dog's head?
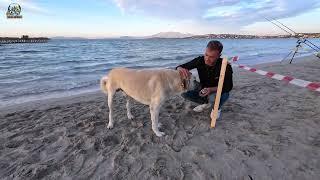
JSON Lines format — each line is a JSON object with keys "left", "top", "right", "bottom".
{"left": 181, "top": 74, "right": 197, "bottom": 92}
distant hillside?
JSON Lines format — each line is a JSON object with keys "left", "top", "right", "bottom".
{"left": 119, "top": 32, "right": 194, "bottom": 39}
{"left": 187, "top": 33, "right": 320, "bottom": 39}
{"left": 147, "top": 32, "right": 194, "bottom": 39}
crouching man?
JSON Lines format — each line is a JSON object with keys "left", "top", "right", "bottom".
{"left": 176, "top": 40, "right": 233, "bottom": 119}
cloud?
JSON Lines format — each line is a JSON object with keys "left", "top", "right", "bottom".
{"left": 113, "top": 0, "right": 210, "bottom": 19}
{"left": 204, "top": 1, "right": 320, "bottom": 22}
{"left": 112, "top": 0, "right": 320, "bottom": 27}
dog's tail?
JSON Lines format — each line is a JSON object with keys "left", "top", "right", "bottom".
{"left": 100, "top": 76, "right": 109, "bottom": 94}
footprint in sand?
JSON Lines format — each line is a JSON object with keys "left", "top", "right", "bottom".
{"left": 151, "top": 157, "right": 167, "bottom": 176}
{"left": 103, "top": 135, "right": 120, "bottom": 147}
{"left": 5, "top": 140, "right": 23, "bottom": 149}
{"left": 94, "top": 135, "right": 120, "bottom": 151}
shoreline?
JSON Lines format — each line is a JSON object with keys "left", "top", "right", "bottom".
{"left": 252, "top": 53, "right": 319, "bottom": 67}
{"left": 0, "top": 87, "right": 101, "bottom": 111}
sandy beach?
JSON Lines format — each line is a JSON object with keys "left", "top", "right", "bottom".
{"left": 0, "top": 55, "right": 319, "bottom": 179}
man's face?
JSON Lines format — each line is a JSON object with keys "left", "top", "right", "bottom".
{"left": 204, "top": 48, "right": 220, "bottom": 66}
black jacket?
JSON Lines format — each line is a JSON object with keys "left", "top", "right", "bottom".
{"left": 176, "top": 56, "right": 233, "bottom": 93}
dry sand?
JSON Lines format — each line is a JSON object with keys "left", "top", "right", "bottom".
{"left": 0, "top": 55, "right": 319, "bottom": 180}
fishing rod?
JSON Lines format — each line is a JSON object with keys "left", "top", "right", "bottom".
{"left": 265, "top": 17, "right": 320, "bottom": 63}
{"left": 304, "top": 39, "right": 320, "bottom": 51}
{"left": 298, "top": 38, "right": 320, "bottom": 51}
{"left": 268, "top": 17, "right": 320, "bottom": 50}
{"left": 269, "top": 17, "right": 297, "bottom": 35}
{"left": 264, "top": 17, "right": 293, "bottom": 36}
{"left": 270, "top": 17, "right": 320, "bottom": 51}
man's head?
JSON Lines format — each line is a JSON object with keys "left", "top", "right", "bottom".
{"left": 204, "top": 40, "right": 223, "bottom": 66}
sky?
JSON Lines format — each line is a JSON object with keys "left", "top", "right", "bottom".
{"left": 0, "top": 0, "right": 320, "bottom": 38}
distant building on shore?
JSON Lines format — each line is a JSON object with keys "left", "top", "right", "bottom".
{"left": 185, "top": 33, "right": 320, "bottom": 39}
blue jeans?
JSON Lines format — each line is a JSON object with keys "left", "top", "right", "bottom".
{"left": 181, "top": 90, "right": 230, "bottom": 110}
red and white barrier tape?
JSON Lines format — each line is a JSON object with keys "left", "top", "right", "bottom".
{"left": 228, "top": 56, "right": 320, "bottom": 92}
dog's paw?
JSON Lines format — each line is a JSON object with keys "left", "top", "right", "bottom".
{"left": 155, "top": 131, "right": 165, "bottom": 137}
{"left": 127, "top": 114, "right": 135, "bottom": 120}
{"left": 107, "top": 124, "right": 114, "bottom": 129}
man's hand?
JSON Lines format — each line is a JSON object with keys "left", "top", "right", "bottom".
{"left": 177, "top": 67, "right": 191, "bottom": 79}
{"left": 199, "top": 87, "right": 217, "bottom": 97}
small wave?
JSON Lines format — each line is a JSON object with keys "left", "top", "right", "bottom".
{"left": 174, "top": 54, "right": 202, "bottom": 60}
{"left": 49, "top": 45, "right": 68, "bottom": 48}
{"left": 131, "top": 57, "right": 171, "bottom": 64}
{"left": 247, "top": 52, "right": 260, "bottom": 56}
{"left": 125, "top": 65, "right": 155, "bottom": 69}
{"left": 72, "top": 67, "right": 112, "bottom": 75}
{"left": 94, "top": 57, "right": 106, "bottom": 60}
{"left": 149, "top": 57, "right": 171, "bottom": 61}
{"left": 61, "top": 59, "right": 80, "bottom": 63}
{"left": 247, "top": 51, "right": 281, "bottom": 58}
{"left": 53, "top": 59, "right": 97, "bottom": 65}
{"left": 4, "top": 79, "right": 99, "bottom": 99}
{"left": 162, "top": 62, "right": 179, "bottom": 68}
{"left": 0, "top": 85, "right": 100, "bottom": 108}
{"left": 0, "top": 76, "right": 59, "bottom": 85}
{"left": 72, "top": 62, "right": 114, "bottom": 70}
{"left": 123, "top": 55, "right": 138, "bottom": 59}
{"left": 47, "top": 48, "right": 62, "bottom": 51}
{"left": 16, "top": 50, "right": 46, "bottom": 54}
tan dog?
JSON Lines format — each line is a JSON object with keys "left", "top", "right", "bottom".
{"left": 100, "top": 68, "right": 196, "bottom": 137}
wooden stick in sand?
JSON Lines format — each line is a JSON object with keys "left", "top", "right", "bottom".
{"left": 210, "top": 57, "right": 228, "bottom": 128}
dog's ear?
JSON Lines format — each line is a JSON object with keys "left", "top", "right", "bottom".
{"left": 182, "top": 79, "right": 189, "bottom": 90}
{"left": 180, "top": 80, "right": 185, "bottom": 89}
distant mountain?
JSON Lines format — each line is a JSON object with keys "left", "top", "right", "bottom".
{"left": 119, "top": 32, "right": 194, "bottom": 39}
{"left": 147, "top": 32, "right": 194, "bottom": 39}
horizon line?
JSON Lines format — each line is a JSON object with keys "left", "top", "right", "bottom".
{"left": 2, "top": 32, "right": 320, "bottom": 39}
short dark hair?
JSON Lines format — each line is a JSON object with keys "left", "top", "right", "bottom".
{"left": 207, "top": 40, "right": 223, "bottom": 54}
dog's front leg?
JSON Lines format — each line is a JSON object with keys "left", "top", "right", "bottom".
{"left": 150, "top": 102, "right": 165, "bottom": 137}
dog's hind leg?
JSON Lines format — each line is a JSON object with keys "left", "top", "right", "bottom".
{"left": 107, "top": 88, "right": 116, "bottom": 129}
{"left": 120, "top": 91, "right": 135, "bottom": 120}
{"left": 150, "top": 98, "right": 165, "bottom": 137}
{"left": 126, "top": 96, "right": 135, "bottom": 120}
{"left": 101, "top": 75, "right": 116, "bottom": 129}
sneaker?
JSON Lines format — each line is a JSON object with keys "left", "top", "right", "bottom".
{"left": 210, "top": 109, "right": 221, "bottom": 120}
{"left": 193, "top": 103, "right": 211, "bottom": 112}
